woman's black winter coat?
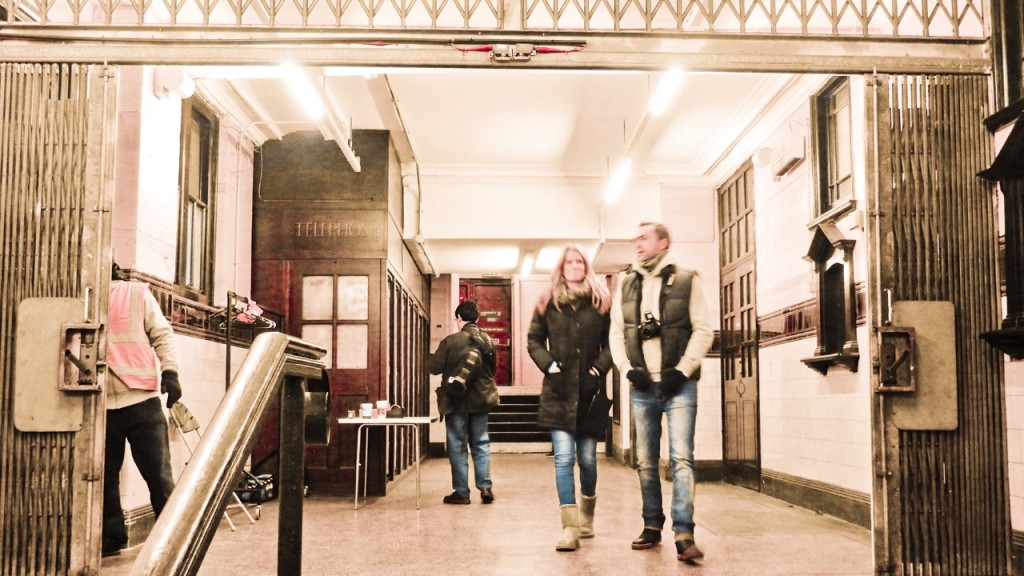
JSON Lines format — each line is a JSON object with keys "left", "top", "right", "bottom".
{"left": 527, "top": 299, "right": 612, "bottom": 437}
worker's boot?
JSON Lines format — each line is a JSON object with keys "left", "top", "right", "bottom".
{"left": 556, "top": 504, "right": 580, "bottom": 551}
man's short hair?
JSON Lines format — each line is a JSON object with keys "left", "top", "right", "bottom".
{"left": 639, "top": 221, "right": 672, "bottom": 246}
{"left": 455, "top": 300, "right": 480, "bottom": 323}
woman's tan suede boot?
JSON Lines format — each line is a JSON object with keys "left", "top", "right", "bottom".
{"left": 579, "top": 495, "right": 597, "bottom": 538}
{"left": 556, "top": 504, "right": 580, "bottom": 551}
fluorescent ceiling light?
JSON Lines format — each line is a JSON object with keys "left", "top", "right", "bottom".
{"left": 604, "top": 158, "right": 632, "bottom": 204}
{"left": 535, "top": 247, "right": 562, "bottom": 271}
{"left": 281, "top": 64, "right": 325, "bottom": 120}
{"left": 648, "top": 68, "right": 685, "bottom": 117}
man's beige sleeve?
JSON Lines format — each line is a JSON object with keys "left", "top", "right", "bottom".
{"left": 677, "top": 274, "right": 714, "bottom": 378}
{"left": 143, "top": 287, "right": 179, "bottom": 374}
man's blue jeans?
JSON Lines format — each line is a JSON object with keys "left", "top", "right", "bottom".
{"left": 445, "top": 412, "right": 492, "bottom": 498}
{"left": 631, "top": 379, "right": 698, "bottom": 536}
{"left": 551, "top": 430, "right": 597, "bottom": 505}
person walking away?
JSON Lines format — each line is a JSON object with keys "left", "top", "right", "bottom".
{"left": 428, "top": 300, "right": 500, "bottom": 505}
{"left": 103, "top": 263, "right": 183, "bottom": 556}
{"left": 527, "top": 245, "right": 613, "bottom": 551}
{"left": 609, "top": 222, "right": 714, "bottom": 563}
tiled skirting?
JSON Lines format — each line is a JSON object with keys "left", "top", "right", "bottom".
{"left": 761, "top": 469, "right": 870, "bottom": 529}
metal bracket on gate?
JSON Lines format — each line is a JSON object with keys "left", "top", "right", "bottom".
{"left": 876, "top": 326, "right": 916, "bottom": 393}
{"left": 58, "top": 323, "right": 103, "bottom": 392}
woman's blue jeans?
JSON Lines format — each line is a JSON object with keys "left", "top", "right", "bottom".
{"left": 631, "top": 379, "right": 698, "bottom": 536}
{"left": 445, "top": 412, "right": 492, "bottom": 498}
{"left": 551, "top": 429, "right": 597, "bottom": 505}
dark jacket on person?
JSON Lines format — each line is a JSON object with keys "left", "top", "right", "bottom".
{"left": 527, "top": 297, "right": 613, "bottom": 437}
{"left": 427, "top": 322, "right": 499, "bottom": 416}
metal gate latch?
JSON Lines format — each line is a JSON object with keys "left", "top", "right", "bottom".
{"left": 59, "top": 323, "right": 103, "bottom": 392}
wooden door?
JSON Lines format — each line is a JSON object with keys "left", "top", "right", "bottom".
{"left": 459, "top": 280, "right": 513, "bottom": 386}
{"left": 294, "top": 260, "right": 383, "bottom": 489}
{"left": 718, "top": 161, "right": 761, "bottom": 491}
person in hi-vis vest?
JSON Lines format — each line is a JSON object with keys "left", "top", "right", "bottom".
{"left": 102, "top": 263, "right": 182, "bottom": 557}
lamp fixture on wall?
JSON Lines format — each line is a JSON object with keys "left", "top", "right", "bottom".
{"left": 153, "top": 67, "right": 195, "bottom": 100}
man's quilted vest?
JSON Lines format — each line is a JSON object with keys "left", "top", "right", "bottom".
{"left": 620, "top": 265, "right": 694, "bottom": 372}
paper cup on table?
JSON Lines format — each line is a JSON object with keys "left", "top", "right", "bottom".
{"left": 360, "top": 403, "right": 372, "bottom": 418}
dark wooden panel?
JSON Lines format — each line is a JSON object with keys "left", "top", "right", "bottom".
{"left": 255, "top": 130, "right": 390, "bottom": 205}
{"left": 253, "top": 208, "right": 387, "bottom": 261}
{"left": 252, "top": 259, "right": 292, "bottom": 316}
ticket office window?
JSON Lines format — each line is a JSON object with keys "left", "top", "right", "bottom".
{"left": 301, "top": 275, "right": 369, "bottom": 369}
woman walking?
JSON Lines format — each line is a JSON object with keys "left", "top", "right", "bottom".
{"left": 527, "top": 244, "right": 613, "bottom": 551}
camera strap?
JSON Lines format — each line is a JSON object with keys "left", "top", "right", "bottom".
{"left": 634, "top": 264, "right": 677, "bottom": 320}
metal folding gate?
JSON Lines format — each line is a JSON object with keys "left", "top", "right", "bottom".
{"left": 867, "top": 74, "right": 1009, "bottom": 575}
{"left": 0, "top": 63, "right": 115, "bottom": 575}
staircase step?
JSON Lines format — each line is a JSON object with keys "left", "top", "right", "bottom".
{"left": 493, "top": 404, "right": 538, "bottom": 414}
{"left": 490, "top": 412, "right": 536, "bottom": 422}
{"left": 491, "top": 431, "right": 551, "bottom": 443}
{"left": 489, "top": 394, "right": 544, "bottom": 443}
{"left": 489, "top": 421, "right": 541, "bottom": 431}
{"left": 497, "top": 395, "right": 540, "bottom": 403}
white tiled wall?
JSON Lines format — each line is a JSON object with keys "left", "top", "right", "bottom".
{"left": 212, "top": 121, "right": 255, "bottom": 308}
{"left": 694, "top": 361, "right": 723, "bottom": 461}
{"left": 1006, "top": 360, "right": 1024, "bottom": 530}
{"left": 758, "top": 328, "right": 872, "bottom": 493}
{"left": 748, "top": 82, "right": 871, "bottom": 495}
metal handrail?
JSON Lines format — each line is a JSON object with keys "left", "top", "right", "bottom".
{"left": 130, "top": 332, "right": 326, "bottom": 576}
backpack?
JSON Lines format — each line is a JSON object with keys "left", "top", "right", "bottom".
{"left": 442, "top": 330, "right": 495, "bottom": 398}
{"left": 468, "top": 330, "right": 497, "bottom": 371}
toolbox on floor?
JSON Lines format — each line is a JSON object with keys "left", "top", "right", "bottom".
{"left": 236, "top": 473, "right": 276, "bottom": 504}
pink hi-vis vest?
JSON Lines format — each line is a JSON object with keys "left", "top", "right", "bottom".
{"left": 107, "top": 281, "right": 160, "bottom": 391}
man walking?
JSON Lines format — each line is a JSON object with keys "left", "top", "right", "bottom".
{"left": 428, "top": 300, "right": 500, "bottom": 505}
{"left": 609, "top": 222, "right": 714, "bottom": 562}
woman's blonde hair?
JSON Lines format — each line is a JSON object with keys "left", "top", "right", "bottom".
{"left": 535, "top": 244, "right": 611, "bottom": 315}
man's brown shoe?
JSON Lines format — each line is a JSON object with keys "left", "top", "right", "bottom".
{"left": 631, "top": 528, "right": 662, "bottom": 549}
{"left": 676, "top": 538, "right": 704, "bottom": 562}
{"left": 480, "top": 489, "right": 495, "bottom": 504}
{"left": 443, "top": 491, "right": 471, "bottom": 505}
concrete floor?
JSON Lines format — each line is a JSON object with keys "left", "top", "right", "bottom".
{"left": 101, "top": 453, "right": 873, "bottom": 575}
